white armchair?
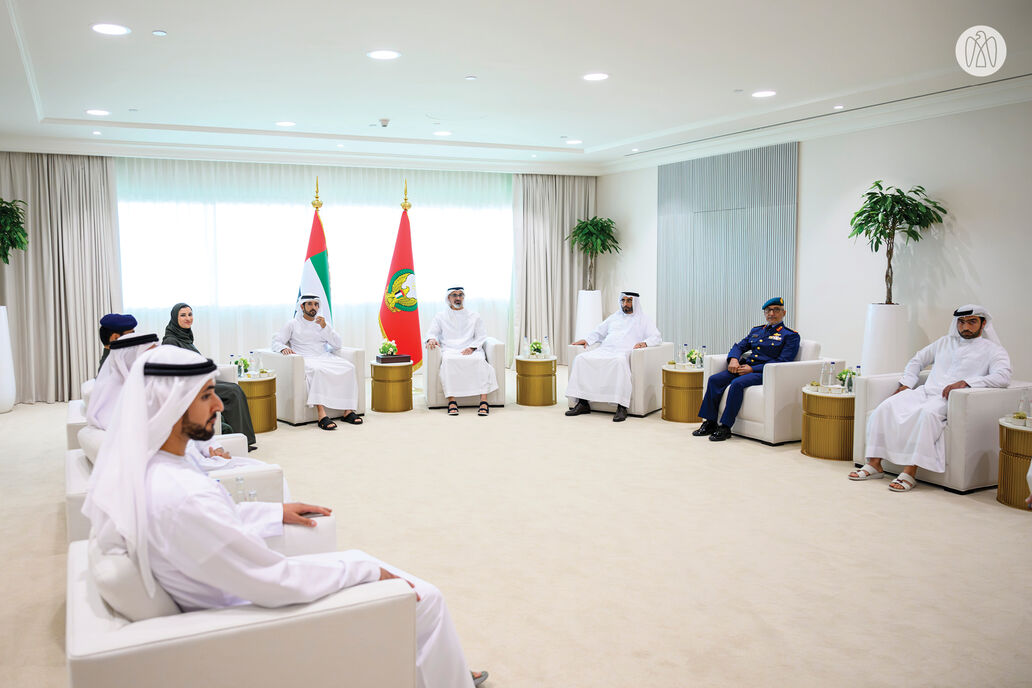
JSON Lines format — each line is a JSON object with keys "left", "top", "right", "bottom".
{"left": 425, "top": 337, "right": 506, "bottom": 408}
{"left": 701, "top": 339, "right": 836, "bottom": 445}
{"left": 66, "top": 434, "right": 283, "bottom": 543}
{"left": 66, "top": 517, "right": 418, "bottom": 688}
{"left": 256, "top": 347, "right": 366, "bottom": 425}
{"left": 566, "top": 342, "right": 674, "bottom": 417}
{"left": 852, "top": 371, "right": 1032, "bottom": 493}
{"left": 66, "top": 379, "right": 95, "bottom": 450}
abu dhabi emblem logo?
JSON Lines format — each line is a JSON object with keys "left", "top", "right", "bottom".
{"left": 956, "top": 26, "right": 1006, "bottom": 77}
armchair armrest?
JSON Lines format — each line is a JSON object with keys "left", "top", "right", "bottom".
{"left": 483, "top": 337, "right": 504, "bottom": 364}
{"left": 211, "top": 432, "right": 248, "bottom": 456}
{"left": 207, "top": 464, "right": 285, "bottom": 503}
{"left": 762, "top": 359, "right": 842, "bottom": 442}
{"left": 265, "top": 514, "right": 338, "bottom": 556}
{"left": 216, "top": 364, "right": 238, "bottom": 384}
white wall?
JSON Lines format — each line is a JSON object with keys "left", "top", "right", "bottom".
{"left": 595, "top": 99, "right": 1031, "bottom": 380}
{"left": 596, "top": 167, "right": 658, "bottom": 320}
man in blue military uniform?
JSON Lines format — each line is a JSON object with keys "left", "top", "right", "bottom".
{"left": 693, "top": 297, "right": 800, "bottom": 441}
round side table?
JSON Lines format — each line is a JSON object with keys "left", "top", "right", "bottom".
{"left": 370, "top": 361, "right": 413, "bottom": 412}
{"left": 237, "top": 374, "right": 277, "bottom": 433}
{"left": 515, "top": 356, "right": 556, "bottom": 406}
{"left": 997, "top": 417, "right": 1032, "bottom": 511}
{"left": 661, "top": 365, "right": 703, "bottom": 423}
{"left": 801, "top": 385, "right": 854, "bottom": 460}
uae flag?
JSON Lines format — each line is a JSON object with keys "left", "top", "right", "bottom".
{"left": 378, "top": 209, "right": 421, "bottom": 368}
{"left": 296, "top": 210, "right": 333, "bottom": 324}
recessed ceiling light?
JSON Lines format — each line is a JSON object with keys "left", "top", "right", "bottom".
{"left": 85, "top": 109, "right": 110, "bottom": 116}
{"left": 752, "top": 90, "right": 777, "bottom": 98}
{"left": 92, "top": 131, "right": 102, "bottom": 136}
{"left": 433, "top": 131, "right": 452, "bottom": 136}
{"left": 531, "top": 154, "right": 537, "bottom": 158}
{"left": 833, "top": 104, "right": 844, "bottom": 110}
{"left": 464, "top": 75, "right": 477, "bottom": 81}
{"left": 337, "top": 143, "right": 345, "bottom": 148}
{"left": 367, "top": 50, "right": 400, "bottom": 60}
{"left": 275, "top": 121, "right": 296, "bottom": 127}
{"left": 152, "top": 30, "right": 167, "bottom": 37}
{"left": 91, "top": 23, "right": 131, "bottom": 36}
{"left": 631, "top": 148, "right": 639, "bottom": 152}
{"left": 566, "top": 139, "right": 582, "bottom": 145}
{"left": 583, "top": 73, "right": 609, "bottom": 81}
{"left": 733, "top": 88, "right": 744, "bottom": 93}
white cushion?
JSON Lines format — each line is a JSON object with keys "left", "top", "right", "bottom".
{"left": 88, "top": 540, "right": 181, "bottom": 622}
{"left": 736, "top": 387, "right": 765, "bottom": 423}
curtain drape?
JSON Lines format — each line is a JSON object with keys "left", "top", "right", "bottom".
{"left": 512, "top": 174, "right": 595, "bottom": 365}
{"left": 0, "top": 153, "right": 121, "bottom": 403}
{"left": 116, "top": 159, "right": 513, "bottom": 368}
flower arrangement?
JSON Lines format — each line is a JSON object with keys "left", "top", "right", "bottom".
{"left": 379, "top": 340, "right": 398, "bottom": 356}
{"left": 233, "top": 356, "right": 250, "bottom": 372}
{"left": 530, "top": 340, "right": 543, "bottom": 355}
{"left": 686, "top": 348, "right": 702, "bottom": 365}
{"left": 837, "top": 369, "right": 857, "bottom": 383}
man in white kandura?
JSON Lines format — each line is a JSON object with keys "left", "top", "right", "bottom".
{"left": 426, "top": 286, "right": 499, "bottom": 417}
{"left": 850, "top": 304, "right": 1011, "bottom": 492}
{"left": 82, "top": 346, "right": 488, "bottom": 688}
{"left": 83, "top": 332, "right": 285, "bottom": 490}
{"left": 272, "top": 294, "right": 363, "bottom": 430}
{"left": 566, "top": 291, "right": 663, "bottom": 423}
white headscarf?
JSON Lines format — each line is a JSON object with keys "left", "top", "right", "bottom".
{"left": 87, "top": 334, "right": 159, "bottom": 430}
{"left": 949, "top": 304, "right": 1001, "bottom": 345}
{"left": 82, "top": 345, "right": 217, "bottom": 596}
{"left": 294, "top": 293, "right": 321, "bottom": 320}
{"left": 617, "top": 291, "right": 644, "bottom": 324}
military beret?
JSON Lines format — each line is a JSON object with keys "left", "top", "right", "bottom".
{"left": 762, "top": 297, "right": 785, "bottom": 310}
{"left": 99, "top": 313, "right": 137, "bottom": 332}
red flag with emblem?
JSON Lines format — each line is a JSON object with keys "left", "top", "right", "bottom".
{"left": 378, "top": 209, "right": 421, "bottom": 369}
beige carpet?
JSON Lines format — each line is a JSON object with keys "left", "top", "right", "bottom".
{"left": 2, "top": 367, "right": 1031, "bottom": 687}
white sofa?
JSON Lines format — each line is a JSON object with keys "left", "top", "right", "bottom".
{"left": 852, "top": 370, "right": 1032, "bottom": 493}
{"left": 425, "top": 337, "right": 506, "bottom": 408}
{"left": 701, "top": 339, "right": 835, "bottom": 445}
{"left": 66, "top": 517, "right": 418, "bottom": 688}
{"left": 567, "top": 342, "right": 674, "bottom": 417}
{"left": 255, "top": 347, "right": 366, "bottom": 425}
{"left": 65, "top": 433, "right": 283, "bottom": 543}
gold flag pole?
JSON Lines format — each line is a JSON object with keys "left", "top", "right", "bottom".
{"left": 401, "top": 179, "right": 411, "bottom": 211}
{"left": 312, "top": 176, "right": 323, "bottom": 211}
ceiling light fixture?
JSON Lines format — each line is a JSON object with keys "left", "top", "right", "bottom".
{"left": 631, "top": 148, "right": 639, "bottom": 152}
{"left": 464, "top": 75, "right": 477, "bottom": 81}
{"left": 152, "top": 29, "right": 167, "bottom": 37}
{"left": 367, "top": 50, "right": 400, "bottom": 60}
{"left": 583, "top": 73, "right": 608, "bottom": 81}
{"left": 433, "top": 131, "right": 452, "bottom": 136}
{"left": 91, "top": 23, "right": 131, "bottom": 36}
{"left": 85, "top": 109, "right": 110, "bottom": 116}
{"left": 337, "top": 143, "right": 345, "bottom": 148}
{"left": 531, "top": 154, "right": 537, "bottom": 158}
{"left": 752, "top": 90, "right": 776, "bottom": 98}
{"left": 275, "top": 121, "right": 296, "bottom": 127}
{"left": 833, "top": 104, "right": 844, "bottom": 110}
{"left": 92, "top": 131, "right": 102, "bottom": 136}
{"left": 566, "top": 139, "right": 582, "bottom": 145}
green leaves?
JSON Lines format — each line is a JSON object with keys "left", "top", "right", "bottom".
{"left": 566, "top": 216, "right": 621, "bottom": 258}
{"left": 847, "top": 181, "right": 947, "bottom": 253}
{"left": 0, "top": 198, "right": 28, "bottom": 265}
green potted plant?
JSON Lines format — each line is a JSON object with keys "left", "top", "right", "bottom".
{"left": 529, "top": 340, "right": 543, "bottom": 357}
{"left": 0, "top": 198, "right": 28, "bottom": 265}
{"left": 567, "top": 216, "right": 621, "bottom": 341}
{"left": 848, "top": 181, "right": 947, "bottom": 375}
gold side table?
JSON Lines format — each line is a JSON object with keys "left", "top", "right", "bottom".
{"left": 997, "top": 417, "right": 1032, "bottom": 511}
{"left": 801, "top": 385, "right": 854, "bottom": 460}
{"left": 237, "top": 374, "right": 277, "bottom": 433}
{"left": 516, "top": 355, "right": 556, "bottom": 406}
{"left": 662, "top": 365, "right": 703, "bottom": 423}
{"left": 371, "top": 361, "right": 413, "bottom": 412}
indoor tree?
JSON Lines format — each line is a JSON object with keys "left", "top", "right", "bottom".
{"left": 567, "top": 216, "right": 620, "bottom": 291}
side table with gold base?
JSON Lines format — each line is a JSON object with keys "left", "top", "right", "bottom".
{"left": 371, "top": 362, "right": 413, "bottom": 413}
{"left": 661, "top": 365, "right": 703, "bottom": 423}
{"left": 515, "top": 356, "right": 556, "bottom": 406}
{"left": 801, "top": 386, "right": 854, "bottom": 460}
{"left": 237, "top": 375, "right": 277, "bottom": 433}
{"left": 997, "top": 417, "right": 1032, "bottom": 511}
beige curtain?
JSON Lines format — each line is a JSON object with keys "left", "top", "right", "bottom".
{"left": 512, "top": 174, "right": 595, "bottom": 365}
{"left": 0, "top": 153, "right": 121, "bottom": 403}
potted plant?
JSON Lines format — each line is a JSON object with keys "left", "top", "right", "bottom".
{"left": 529, "top": 340, "right": 543, "bottom": 358}
{"left": 0, "top": 197, "right": 27, "bottom": 413}
{"left": 567, "top": 216, "right": 620, "bottom": 341}
{"left": 849, "top": 181, "right": 947, "bottom": 375}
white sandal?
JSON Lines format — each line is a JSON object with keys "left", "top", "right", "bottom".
{"left": 888, "top": 473, "right": 917, "bottom": 492}
{"left": 849, "top": 463, "right": 885, "bottom": 481}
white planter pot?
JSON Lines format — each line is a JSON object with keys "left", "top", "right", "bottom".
{"left": 860, "top": 303, "right": 910, "bottom": 376}
{"left": 574, "top": 290, "right": 603, "bottom": 342}
{"left": 0, "top": 306, "right": 15, "bottom": 412}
